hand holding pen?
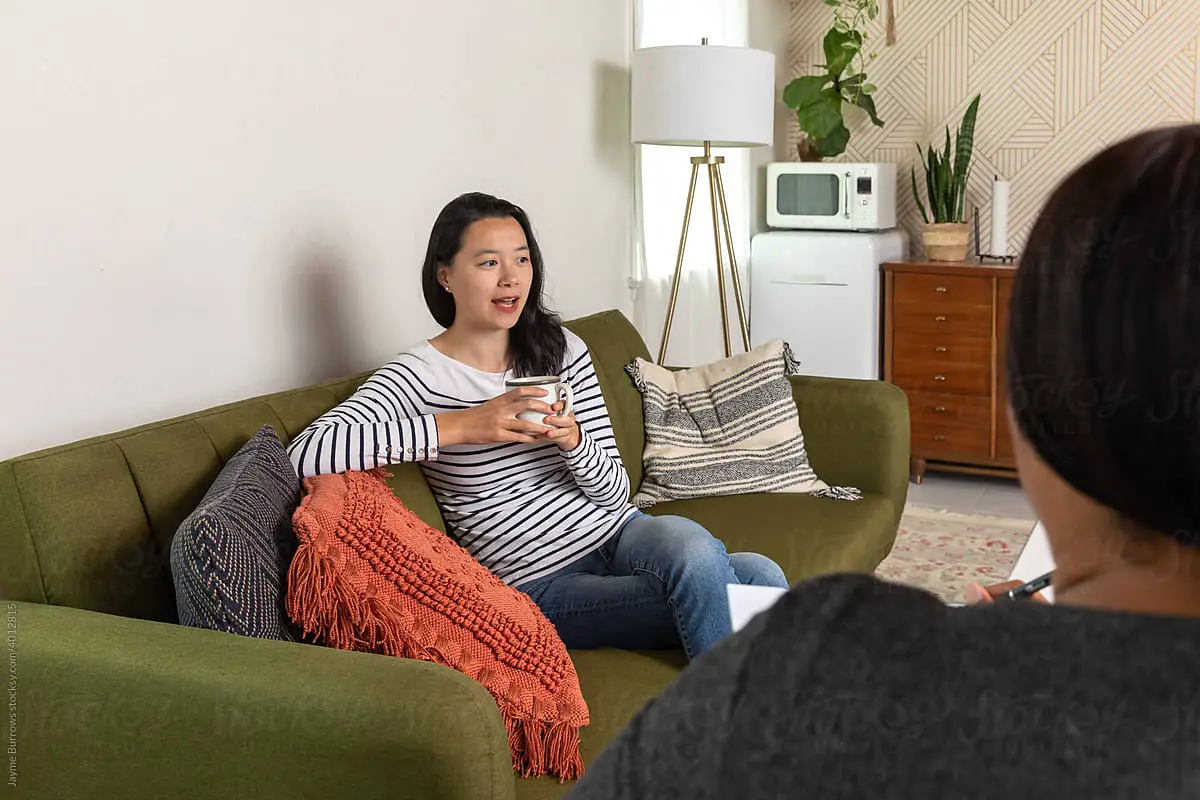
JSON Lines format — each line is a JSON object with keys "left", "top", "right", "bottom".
{"left": 964, "top": 571, "right": 1054, "bottom": 605}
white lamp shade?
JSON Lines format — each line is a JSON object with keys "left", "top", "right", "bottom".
{"left": 631, "top": 44, "right": 775, "bottom": 148}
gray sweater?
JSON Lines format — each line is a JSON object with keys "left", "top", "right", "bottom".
{"left": 566, "top": 574, "right": 1200, "bottom": 799}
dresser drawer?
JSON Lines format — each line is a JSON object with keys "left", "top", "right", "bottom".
{"left": 894, "top": 330, "right": 990, "bottom": 367}
{"left": 894, "top": 359, "right": 990, "bottom": 396}
{"left": 907, "top": 392, "right": 992, "bottom": 426}
{"left": 894, "top": 273, "right": 992, "bottom": 306}
{"left": 911, "top": 419, "right": 991, "bottom": 461}
{"left": 893, "top": 305, "right": 992, "bottom": 337}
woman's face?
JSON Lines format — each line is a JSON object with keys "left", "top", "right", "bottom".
{"left": 437, "top": 216, "right": 533, "bottom": 332}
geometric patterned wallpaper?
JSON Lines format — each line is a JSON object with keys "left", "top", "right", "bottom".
{"left": 788, "top": 0, "right": 1200, "bottom": 257}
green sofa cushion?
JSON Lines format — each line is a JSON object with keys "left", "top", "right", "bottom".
{"left": 563, "top": 311, "right": 650, "bottom": 492}
{"left": 649, "top": 492, "right": 897, "bottom": 584}
{"left": 0, "top": 461, "right": 44, "bottom": 603}
{"left": 7, "top": 440, "right": 173, "bottom": 620}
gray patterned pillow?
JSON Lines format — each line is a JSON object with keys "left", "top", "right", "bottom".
{"left": 169, "top": 425, "right": 303, "bottom": 641}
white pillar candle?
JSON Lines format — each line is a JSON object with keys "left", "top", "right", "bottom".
{"left": 991, "top": 177, "right": 1010, "bottom": 257}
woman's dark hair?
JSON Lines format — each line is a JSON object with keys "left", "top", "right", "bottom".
{"left": 421, "top": 192, "right": 566, "bottom": 378}
{"left": 1007, "top": 124, "right": 1200, "bottom": 545}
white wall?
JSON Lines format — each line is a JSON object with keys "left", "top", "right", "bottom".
{"left": 749, "top": 0, "right": 793, "bottom": 234}
{"left": 0, "top": 1, "right": 633, "bottom": 459}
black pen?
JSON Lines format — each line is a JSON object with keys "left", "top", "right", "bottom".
{"left": 996, "top": 570, "right": 1054, "bottom": 602}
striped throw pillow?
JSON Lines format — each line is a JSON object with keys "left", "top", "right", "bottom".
{"left": 624, "top": 340, "right": 860, "bottom": 507}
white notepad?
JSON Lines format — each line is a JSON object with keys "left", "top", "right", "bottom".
{"left": 1008, "top": 521, "right": 1055, "bottom": 603}
{"left": 727, "top": 584, "right": 787, "bottom": 633}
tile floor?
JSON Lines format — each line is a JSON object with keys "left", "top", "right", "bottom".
{"left": 906, "top": 472, "right": 1036, "bottom": 521}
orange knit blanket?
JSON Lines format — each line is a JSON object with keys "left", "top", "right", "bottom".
{"left": 286, "top": 469, "right": 588, "bottom": 780}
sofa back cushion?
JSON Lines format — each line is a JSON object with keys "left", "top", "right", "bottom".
{"left": 565, "top": 310, "right": 650, "bottom": 491}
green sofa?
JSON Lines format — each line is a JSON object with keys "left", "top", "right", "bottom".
{"left": 0, "top": 309, "right": 909, "bottom": 800}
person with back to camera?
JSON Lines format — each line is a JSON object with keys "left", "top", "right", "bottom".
{"left": 287, "top": 191, "right": 788, "bottom": 661}
{"left": 565, "top": 124, "right": 1200, "bottom": 798}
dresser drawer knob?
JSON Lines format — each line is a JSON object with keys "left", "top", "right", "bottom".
{"left": 934, "top": 375, "right": 947, "bottom": 382}
{"left": 934, "top": 406, "right": 947, "bottom": 413}
{"left": 935, "top": 286, "right": 948, "bottom": 293}
{"left": 933, "top": 434, "right": 946, "bottom": 441}
{"left": 934, "top": 315, "right": 947, "bottom": 322}
{"left": 934, "top": 346, "right": 948, "bottom": 352}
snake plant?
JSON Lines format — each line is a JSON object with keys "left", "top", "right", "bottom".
{"left": 912, "top": 94, "right": 981, "bottom": 224}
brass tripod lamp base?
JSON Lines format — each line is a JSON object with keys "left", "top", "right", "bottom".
{"left": 657, "top": 140, "right": 752, "bottom": 365}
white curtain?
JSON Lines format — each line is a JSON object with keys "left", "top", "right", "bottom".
{"left": 633, "top": 0, "right": 751, "bottom": 367}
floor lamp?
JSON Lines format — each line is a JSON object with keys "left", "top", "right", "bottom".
{"left": 631, "top": 40, "right": 776, "bottom": 364}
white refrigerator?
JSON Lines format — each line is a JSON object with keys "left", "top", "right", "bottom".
{"left": 749, "top": 229, "right": 908, "bottom": 381}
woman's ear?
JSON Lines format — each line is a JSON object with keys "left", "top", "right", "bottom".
{"left": 437, "top": 265, "right": 451, "bottom": 291}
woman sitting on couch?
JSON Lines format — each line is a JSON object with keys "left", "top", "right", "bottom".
{"left": 566, "top": 125, "right": 1200, "bottom": 797}
{"left": 287, "top": 191, "right": 787, "bottom": 660}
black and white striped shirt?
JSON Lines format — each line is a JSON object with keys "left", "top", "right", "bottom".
{"left": 287, "top": 329, "right": 637, "bottom": 587}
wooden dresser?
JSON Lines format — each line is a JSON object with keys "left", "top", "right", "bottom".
{"left": 881, "top": 260, "right": 1018, "bottom": 483}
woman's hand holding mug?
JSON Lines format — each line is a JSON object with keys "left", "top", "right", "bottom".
{"left": 506, "top": 376, "right": 578, "bottom": 451}
{"left": 437, "top": 387, "right": 557, "bottom": 445}
{"left": 542, "top": 401, "right": 581, "bottom": 451}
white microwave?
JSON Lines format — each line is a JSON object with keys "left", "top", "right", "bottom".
{"left": 766, "top": 162, "right": 897, "bottom": 231}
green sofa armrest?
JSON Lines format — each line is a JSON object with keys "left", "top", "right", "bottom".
{"left": 789, "top": 376, "right": 911, "bottom": 520}
{"left": 8, "top": 601, "right": 514, "bottom": 800}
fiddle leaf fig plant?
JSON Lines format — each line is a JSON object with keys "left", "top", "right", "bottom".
{"left": 783, "top": 0, "right": 884, "bottom": 160}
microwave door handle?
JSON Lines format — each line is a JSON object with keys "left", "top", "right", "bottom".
{"left": 843, "top": 171, "right": 852, "bottom": 220}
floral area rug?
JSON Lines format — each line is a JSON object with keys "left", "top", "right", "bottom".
{"left": 873, "top": 505, "right": 1038, "bottom": 605}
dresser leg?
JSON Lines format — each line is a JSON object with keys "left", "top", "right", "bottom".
{"left": 911, "top": 456, "right": 927, "bottom": 484}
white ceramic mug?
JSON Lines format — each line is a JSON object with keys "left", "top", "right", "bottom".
{"left": 504, "top": 375, "right": 574, "bottom": 424}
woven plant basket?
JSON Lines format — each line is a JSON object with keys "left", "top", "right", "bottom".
{"left": 922, "top": 223, "right": 971, "bottom": 262}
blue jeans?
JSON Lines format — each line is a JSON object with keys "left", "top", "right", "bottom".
{"left": 516, "top": 512, "right": 788, "bottom": 660}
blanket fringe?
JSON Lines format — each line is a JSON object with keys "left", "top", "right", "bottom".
{"left": 505, "top": 710, "right": 584, "bottom": 782}
{"left": 360, "top": 592, "right": 409, "bottom": 655}
{"left": 287, "top": 544, "right": 365, "bottom": 650}
{"left": 546, "top": 721, "right": 585, "bottom": 779}
{"left": 624, "top": 359, "right": 647, "bottom": 393}
{"left": 813, "top": 485, "right": 863, "bottom": 501}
